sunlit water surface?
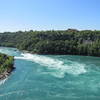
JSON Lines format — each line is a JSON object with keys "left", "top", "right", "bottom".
{"left": 0, "top": 47, "right": 100, "bottom": 100}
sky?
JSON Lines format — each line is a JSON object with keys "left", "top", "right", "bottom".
{"left": 0, "top": 0, "right": 100, "bottom": 32}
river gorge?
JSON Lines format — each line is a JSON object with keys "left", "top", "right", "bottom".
{"left": 0, "top": 47, "right": 100, "bottom": 100}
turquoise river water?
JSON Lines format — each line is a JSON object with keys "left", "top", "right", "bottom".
{"left": 0, "top": 47, "right": 100, "bottom": 100}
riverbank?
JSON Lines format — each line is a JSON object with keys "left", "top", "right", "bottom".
{"left": 0, "top": 53, "right": 14, "bottom": 80}
{"left": 0, "top": 66, "right": 15, "bottom": 80}
{"left": 0, "top": 29, "right": 100, "bottom": 57}
{"left": 21, "top": 49, "right": 100, "bottom": 58}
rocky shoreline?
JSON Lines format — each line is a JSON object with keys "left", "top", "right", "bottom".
{"left": 0, "top": 66, "right": 15, "bottom": 80}
{"left": 0, "top": 53, "right": 15, "bottom": 80}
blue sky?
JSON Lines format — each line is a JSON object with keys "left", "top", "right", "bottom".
{"left": 0, "top": 0, "right": 100, "bottom": 32}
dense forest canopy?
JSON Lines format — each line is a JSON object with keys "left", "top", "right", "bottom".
{"left": 0, "top": 53, "right": 14, "bottom": 74}
{"left": 0, "top": 29, "right": 100, "bottom": 56}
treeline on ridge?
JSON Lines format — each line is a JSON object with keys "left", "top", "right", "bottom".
{"left": 0, "top": 29, "right": 100, "bottom": 56}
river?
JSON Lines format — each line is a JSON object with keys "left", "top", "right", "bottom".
{"left": 0, "top": 47, "right": 100, "bottom": 100}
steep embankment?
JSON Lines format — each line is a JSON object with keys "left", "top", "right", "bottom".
{"left": 0, "top": 53, "right": 14, "bottom": 80}
{"left": 0, "top": 29, "right": 100, "bottom": 56}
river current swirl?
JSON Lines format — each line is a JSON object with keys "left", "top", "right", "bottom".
{"left": 0, "top": 47, "right": 100, "bottom": 100}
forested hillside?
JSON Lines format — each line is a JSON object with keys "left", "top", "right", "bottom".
{"left": 0, "top": 29, "right": 100, "bottom": 56}
{"left": 0, "top": 53, "right": 14, "bottom": 79}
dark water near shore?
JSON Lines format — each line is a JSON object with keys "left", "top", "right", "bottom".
{"left": 0, "top": 47, "right": 100, "bottom": 100}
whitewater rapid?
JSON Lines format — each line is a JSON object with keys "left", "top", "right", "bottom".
{"left": 0, "top": 78, "right": 8, "bottom": 85}
{"left": 15, "top": 53, "right": 87, "bottom": 78}
{"left": 1, "top": 47, "right": 100, "bottom": 100}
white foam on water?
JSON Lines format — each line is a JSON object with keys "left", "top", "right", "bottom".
{"left": 0, "top": 78, "right": 8, "bottom": 86}
{"left": 0, "top": 47, "right": 20, "bottom": 57}
{"left": 15, "top": 53, "right": 87, "bottom": 78}
{"left": 0, "top": 48, "right": 9, "bottom": 54}
{"left": 0, "top": 90, "right": 25, "bottom": 97}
